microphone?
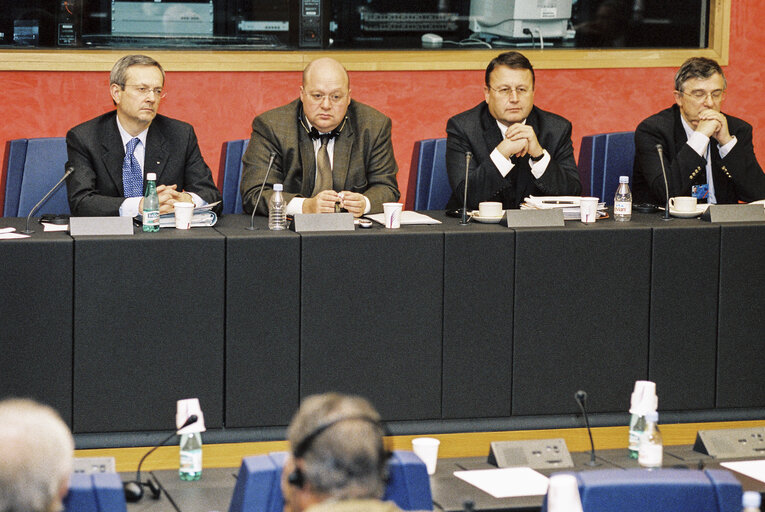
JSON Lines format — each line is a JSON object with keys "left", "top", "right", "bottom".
{"left": 22, "top": 163, "right": 75, "bottom": 235}
{"left": 574, "top": 391, "right": 599, "bottom": 467}
{"left": 460, "top": 152, "right": 472, "bottom": 225}
{"left": 655, "top": 144, "right": 671, "bottom": 221}
{"left": 123, "top": 414, "right": 199, "bottom": 502}
{"left": 247, "top": 151, "right": 277, "bottom": 231}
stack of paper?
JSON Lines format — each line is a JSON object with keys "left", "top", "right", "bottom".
{"left": 159, "top": 210, "right": 217, "bottom": 228}
{"left": 521, "top": 196, "right": 607, "bottom": 220}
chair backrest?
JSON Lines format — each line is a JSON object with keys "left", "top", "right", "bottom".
{"left": 3, "top": 137, "right": 70, "bottom": 217}
{"left": 577, "top": 132, "right": 635, "bottom": 205}
{"left": 220, "top": 139, "right": 250, "bottom": 215}
{"left": 413, "top": 138, "right": 451, "bottom": 210}
{"left": 228, "top": 450, "right": 432, "bottom": 512}
{"left": 64, "top": 473, "right": 127, "bottom": 512}
{"left": 542, "top": 468, "right": 742, "bottom": 512}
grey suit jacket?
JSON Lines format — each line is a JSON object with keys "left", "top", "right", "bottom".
{"left": 240, "top": 99, "right": 400, "bottom": 215}
{"left": 66, "top": 111, "right": 222, "bottom": 216}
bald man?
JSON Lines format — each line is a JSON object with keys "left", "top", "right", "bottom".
{"left": 240, "top": 57, "right": 400, "bottom": 217}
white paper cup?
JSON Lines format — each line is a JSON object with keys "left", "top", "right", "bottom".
{"left": 669, "top": 196, "right": 697, "bottom": 212}
{"left": 412, "top": 437, "right": 440, "bottom": 475}
{"left": 173, "top": 202, "right": 195, "bottom": 230}
{"left": 546, "top": 474, "right": 583, "bottom": 512}
{"left": 383, "top": 202, "right": 403, "bottom": 229}
{"left": 478, "top": 201, "right": 503, "bottom": 218}
{"left": 579, "top": 197, "right": 599, "bottom": 224}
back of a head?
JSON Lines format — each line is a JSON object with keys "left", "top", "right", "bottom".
{"left": 0, "top": 399, "right": 74, "bottom": 512}
{"left": 287, "top": 393, "right": 387, "bottom": 500}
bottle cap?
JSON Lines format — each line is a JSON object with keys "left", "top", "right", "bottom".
{"left": 645, "top": 411, "right": 659, "bottom": 422}
{"left": 273, "top": 183, "right": 283, "bottom": 191}
{"left": 176, "top": 398, "right": 206, "bottom": 434}
{"left": 146, "top": 173, "right": 157, "bottom": 181}
{"left": 743, "top": 491, "right": 761, "bottom": 509}
{"left": 619, "top": 176, "right": 629, "bottom": 184}
{"left": 630, "top": 380, "right": 658, "bottom": 415}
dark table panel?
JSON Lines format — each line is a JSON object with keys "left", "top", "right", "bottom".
{"left": 0, "top": 218, "right": 73, "bottom": 426}
{"left": 149, "top": 467, "right": 236, "bottom": 512}
{"left": 512, "top": 220, "right": 652, "bottom": 415}
{"left": 215, "top": 215, "right": 301, "bottom": 428}
{"left": 73, "top": 227, "right": 225, "bottom": 433}
{"left": 717, "top": 222, "right": 765, "bottom": 408}
{"left": 442, "top": 218, "right": 516, "bottom": 419}
{"left": 300, "top": 225, "right": 443, "bottom": 421}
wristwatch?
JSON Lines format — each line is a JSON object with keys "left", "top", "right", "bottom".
{"left": 529, "top": 151, "right": 545, "bottom": 163}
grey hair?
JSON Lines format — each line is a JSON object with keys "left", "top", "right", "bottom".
{"left": 674, "top": 57, "right": 726, "bottom": 92}
{"left": 109, "top": 54, "right": 165, "bottom": 87}
{"left": 0, "top": 398, "right": 74, "bottom": 512}
{"left": 287, "top": 393, "right": 387, "bottom": 500}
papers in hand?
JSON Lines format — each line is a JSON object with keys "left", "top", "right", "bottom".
{"left": 454, "top": 467, "right": 549, "bottom": 498}
{"left": 521, "top": 196, "right": 607, "bottom": 220}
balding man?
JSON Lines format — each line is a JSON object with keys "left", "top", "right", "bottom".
{"left": 0, "top": 398, "right": 74, "bottom": 512}
{"left": 240, "top": 58, "right": 400, "bottom": 217}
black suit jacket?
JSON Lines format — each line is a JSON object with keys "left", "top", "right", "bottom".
{"left": 66, "top": 111, "right": 222, "bottom": 216}
{"left": 445, "top": 103, "right": 581, "bottom": 210}
{"left": 633, "top": 105, "right": 765, "bottom": 204}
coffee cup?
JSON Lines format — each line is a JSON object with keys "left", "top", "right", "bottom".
{"left": 478, "top": 201, "right": 503, "bottom": 218}
{"left": 669, "top": 196, "right": 697, "bottom": 212}
{"left": 579, "top": 197, "right": 599, "bottom": 223}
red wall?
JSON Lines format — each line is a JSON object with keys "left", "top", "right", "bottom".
{"left": 2, "top": 0, "right": 763, "bottom": 213}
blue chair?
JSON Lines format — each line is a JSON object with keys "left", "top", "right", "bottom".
{"left": 577, "top": 132, "right": 635, "bottom": 205}
{"left": 542, "top": 468, "right": 741, "bottom": 512}
{"left": 3, "top": 137, "right": 70, "bottom": 217}
{"left": 228, "top": 450, "right": 432, "bottom": 512}
{"left": 64, "top": 472, "right": 127, "bottom": 512}
{"left": 219, "top": 139, "right": 249, "bottom": 215}
{"left": 412, "top": 138, "right": 451, "bottom": 210}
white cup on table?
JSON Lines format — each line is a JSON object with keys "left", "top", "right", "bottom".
{"left": 412, "top": 437, "right": 440, "bottom": 475}
{"left": 579, "top": 197, "right": 599, "bottom": 224}
{"left": 173, "top": 202, "right": 195, "bottom": 230}
{"left": 383, "top": 202, "right": 403, "bottom": 229}
{"left": 669, "top": 196, "right": 697, "bottom": 212}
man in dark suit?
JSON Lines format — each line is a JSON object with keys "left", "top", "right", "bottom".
{"left": 240, "top": 57, "right": 400, "bottom": 216}
{"left": 634, "top": 56, "right": 765, "bottom": 205}
{"left": 445, "top": 51, "right": 581, "bottom": 210}
{"left": 66, "top": 54, "right": 222, "bottom": 217}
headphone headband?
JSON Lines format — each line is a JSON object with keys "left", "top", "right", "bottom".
{"left": 293, "top": 415, "right": 382, "bottom": 459}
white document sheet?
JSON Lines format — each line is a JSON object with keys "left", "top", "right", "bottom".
{"left": 453, "top": 467, "right": 550, "bottom": 498}
{"left": 366, "top": 211, "right": 442, "bottom": 225}
{"left": 721, "top": 459, "right": 765, "bottom": 484}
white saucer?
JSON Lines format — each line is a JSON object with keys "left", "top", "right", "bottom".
{"left": 670, "top": 204, "right": 709, "bottom": 218}
{"left": 470, "top": 211, "right": 504, "bottom": 223}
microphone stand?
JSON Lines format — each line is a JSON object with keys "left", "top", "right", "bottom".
{"left": 575, "top": 391, "right": 600, "bottom": 467}
{"left": 656, "top": 144, "right": 672, "bottom": 221}
{"left": 460, "top": 152, "right": 472, "bottom": 225}
{"left": 22, "top": 165, "right": 74, "bottom": 235}
{"left": 247, "top": 152, "right": 276, "bottom": 231}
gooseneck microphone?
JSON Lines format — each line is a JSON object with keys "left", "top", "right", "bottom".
{"left": 574, "top": 390, "right": 599, "bottom": 467}
{"left": 460, "top": 152, "right": 472, "bottom": 225}
{"left": 123, "top": 414, "right": 199, "bottom": 502}
{"left": 656, "top": 144, "right": 672, "bottom": 221}
{"left": 247, "top": 152, "right": 277, "bottom": 231}
{"left": 22, "top": 163, "right": 75, "bottom": 235}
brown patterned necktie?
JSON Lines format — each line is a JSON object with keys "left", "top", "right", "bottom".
{"left": 313, "top": 134, "right": 332, "bottom": 195}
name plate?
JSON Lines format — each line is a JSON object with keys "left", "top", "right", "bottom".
{"left": 290, "top": 212, "right": 355, "bottom": 232}
{"left": 700, "top": 204, "right": 765, "bottom": 223}
{"left": 505, "top": 208, "right": 565, "bottom": 228}
{"left": 70, "top": 217, "right": 134, "bottom": 236}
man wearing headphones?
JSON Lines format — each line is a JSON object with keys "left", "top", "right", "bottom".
{"left": 240, "top": 58, "right": 400, "bottom": 217}
{"left": 281, "top": 393, "right": 404, "bottom": 512}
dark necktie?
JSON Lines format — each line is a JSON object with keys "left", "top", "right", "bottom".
{"left": 122, "top": 137, "right": 143, "bottom": 197}
{"left": 313, "top": 134, "right": 332, "bottom": 195}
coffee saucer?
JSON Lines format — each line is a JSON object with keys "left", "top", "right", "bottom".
{"left": 470, "top": 211, "right": 504, "bottom": 223}
{"left": 670, "top": 204, "right": 709, "bottom": 218}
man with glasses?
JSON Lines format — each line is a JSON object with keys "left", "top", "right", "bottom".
{"left": 634, "top": 56, "right": 765, "bottom": 204}
{"left": 445, "top": 51, "right": 580, "bottom": 210}
{"left": 66, "top": 54, "right": 222, "bottom": 216}
{"left": 241, "top": 57, "right": 399, "bottom": 217}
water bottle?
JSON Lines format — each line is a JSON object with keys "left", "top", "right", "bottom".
{"left": 179, "top": 431, "right": 202, "bottom": 481}
{"left": 142, "top": 172, "right": 160, "bottom": 232}
{"left": 638, "top": 411, "right": 663, "bottom": 469}
{"left": 614, "top": 175, "right": 632, "bottom": 222}
{"left": 268, "top": 183, "right": 286, "bottom": 230}
{"left": 742, "top": 491, "right": 761, "bottom": 512}
{"left": 628, "top": 380, "right": 657, "bottom": 459}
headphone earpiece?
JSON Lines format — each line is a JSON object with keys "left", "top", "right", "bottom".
{"left": 287, "top": 467, "right": 305, "bottom": 488}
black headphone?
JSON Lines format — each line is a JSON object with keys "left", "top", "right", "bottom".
{"left": 287, "top": 415, "right": 389, "bottom": 489}
{"left": 123, "top": 475, "right": 161, "bottom": 502}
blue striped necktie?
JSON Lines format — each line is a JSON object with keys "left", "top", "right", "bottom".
{"left": 122, "top": 137, "right": 143, "bottom": 197}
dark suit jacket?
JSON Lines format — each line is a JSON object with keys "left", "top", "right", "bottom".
{"left": 66, "top": 111, "right": 222, "bottom": 216}
{"left": 445, "top": 103, "right": 581, "bottom": 210}
{"left": 240, "top": 99, "right": 400, "bottom": 215}
{"left": 633, "top": 105, "right": 765, "bottom": 204}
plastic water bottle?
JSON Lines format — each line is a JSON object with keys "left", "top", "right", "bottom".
{"left": 142, "top": 172, "right": 160, "bottom": 232}
{"left": 179, "top": 432, "right": 202, "bottom": 481}
{"left": 628, "top": 380, "right": 658, "bottom": 459}
{"left": 742, "top": 491, "right": 761, "bottom": 512}
{"left": 638, "top": 411, "right": 663, "bottom": 469}
{"left": 268, "top": 183, "right": 286, "bottom": 230}
{"left": 614, "top": 175, "right": 632, "bottom": 221}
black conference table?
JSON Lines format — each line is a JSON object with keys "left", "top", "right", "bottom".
{"left": 1, "top": 211, "right": 764, "bottom": 440}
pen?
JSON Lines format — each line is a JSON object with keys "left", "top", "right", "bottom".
{"left": 542, "top": 200, "right": 575, "bottom": 204}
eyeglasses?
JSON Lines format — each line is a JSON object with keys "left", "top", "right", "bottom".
{"left": 306, "top": 92, "right": 347, "bottom": 105}
{"left": 677, "top": 89, "right": 725, "bottom": 102}
{"left": 488, "top": 85, "right": 532, "bottom": 98}
{"left": 122, "top": 84, "right": 167, "bottom": 98}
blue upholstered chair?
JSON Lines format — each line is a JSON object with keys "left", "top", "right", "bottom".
{"left": 3, "top": 137, "right": 70, "bottom": 217}
{"left": 219, "top": 139, "right": 249, "bottom": 215}
{"left": 542, "top": 468, "right": 742, "bottom": 512}
{"left": 577, "top": 132, "right": 635, "bottom": 205}
{"left": 63, "top": 473, "right": 127, "bottom": 512}
{"left": 412, "top": 138, "right": 451, "bottom": 210}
